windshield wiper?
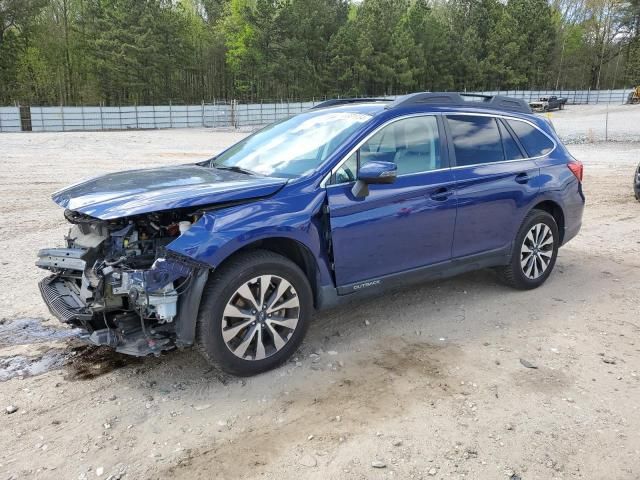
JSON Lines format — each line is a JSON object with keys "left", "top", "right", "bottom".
{"left": 215, "top": 165, "right": 257, "bottom": 176}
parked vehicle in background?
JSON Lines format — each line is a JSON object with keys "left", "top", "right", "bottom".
{"left": 634, "top": 162, "right": 640, "bottom": 200}
{"left": 529, "top": 96, "right": 568, "bottom": 112}
{"left": 36, "top": 92, "right": 585, "bottom": 376}
{"left": 626, "top": 86, "right": 640, "bottom": 104}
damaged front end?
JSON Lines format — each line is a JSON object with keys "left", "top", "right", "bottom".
{"left": 37, "top": 209, "right": 208, "bottom": 356}
{"left": 528, "top": 101, "right": 546, "bottom": 112}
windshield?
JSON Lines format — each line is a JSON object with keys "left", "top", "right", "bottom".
{"left": 212, "top": 110, "right": 372, "bottom": 178}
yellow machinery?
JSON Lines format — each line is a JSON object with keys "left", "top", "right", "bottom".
{"left": 627, "top": 86, "right": 640, "bottom": 104}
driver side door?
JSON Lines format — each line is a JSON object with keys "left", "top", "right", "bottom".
{"left": 325, "top": 115, "right": 457, "bottom": 290}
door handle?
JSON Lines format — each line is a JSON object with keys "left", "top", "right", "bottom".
{"left": 430, "top": 187, "right": 453, "bottom": 201}
{"left": 515, "top": 173, "right": 531, "bottom": 184}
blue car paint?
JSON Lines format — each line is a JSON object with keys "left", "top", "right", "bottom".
{"left": 52, "top": 102, "right": 584, "bottom": 306}
{"left": 450, "top": 159, "right": 541, "bottom": 258}
{"left": 51, "top": 165, "right": 288, "bottom": 220}
{"left": 356, "top": 160, "right": 398, "bottom": 182}
{"left": 166, "top": 187, "right": 335, "bottom": 289}
{"left": 326, "top": 168, "right": 458, "bottom": 286}
{"left": 534, "top": 157, "right": 585, "bottom": 244}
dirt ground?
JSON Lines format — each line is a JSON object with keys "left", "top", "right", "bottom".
{"left": 1, "top": 105, "right": 639, "bottom": 480}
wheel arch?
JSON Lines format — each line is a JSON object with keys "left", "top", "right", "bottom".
{"left": 531, "top": 200, "right": 565, "bottom": 244}
{"left": 215, "top": 236, "right": 324, "bottom": 308}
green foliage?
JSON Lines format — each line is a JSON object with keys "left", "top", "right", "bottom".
{"left": 0, "top": 0, "right": 637, "bottom": 105}
{"left": 15, "top": 46, "right": 56, "bottom": 103}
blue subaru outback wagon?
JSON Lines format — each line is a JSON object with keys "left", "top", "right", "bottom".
{"left": 37, "top": 93, "right": 584, "bottom": 375}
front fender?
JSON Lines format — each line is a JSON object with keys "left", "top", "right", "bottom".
{"left": 166, "top": 190, "right": 333, "bottom": 285}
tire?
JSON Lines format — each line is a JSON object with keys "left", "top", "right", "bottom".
{"left": 196, "top": 249, "right": 313, "bottom": 376}
{"left": 497, "top": 209, "right": 559, "bottom": 290}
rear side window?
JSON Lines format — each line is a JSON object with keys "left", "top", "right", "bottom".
{"left": 498, "top": 120, "right": 524, "bottom": 160}
{"left": 447, "top": 115, "right": 504, "bottom": 166}
{"left": 506, "top": 119, "right": 555, "bottom": 157}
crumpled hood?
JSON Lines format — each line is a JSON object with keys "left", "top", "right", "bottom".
{"left": 52, "top": 165, "right": 287, "bottom": 220}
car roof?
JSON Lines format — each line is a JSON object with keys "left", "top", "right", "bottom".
{"left": 310, "top": 98, "right": 552, "bottom": 135}
{"left": 313, "top": 92, "right": 533, "bottom": 117}
{"left": 310, "top": 102, "right": 389, "bottom": 115}
{"left": 312, "top": 101, "right": 537, "bottom": 121}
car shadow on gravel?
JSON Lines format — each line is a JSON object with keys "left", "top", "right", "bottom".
{"left": 63, "top": 343, "right": 143, "bottom": 381}
{"left": 65, "top": 269, "right": 512, "bottom": 385}
{"left": 0, "top": 267, "right": 562, "bottom": 387}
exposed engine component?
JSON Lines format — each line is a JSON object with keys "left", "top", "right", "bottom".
{"left": 37, "top": 209, "right": 200, "bottom": 355}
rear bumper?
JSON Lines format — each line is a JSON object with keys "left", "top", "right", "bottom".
{"left": 561, "top": 185, "right": 585, "bottom": 246}
{"left": 562, "top": 220, "right": 582, "bottom": 246}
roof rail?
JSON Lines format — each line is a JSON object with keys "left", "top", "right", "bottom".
{"left": 311, "top": 98, "right": 391, "bottom": 109}
{"left": 386, "top": 92, "right": 532, "bottom": 114}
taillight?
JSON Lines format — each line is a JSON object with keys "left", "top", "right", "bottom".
{"left": 568, "top": 160, "right": 583, "bottom": 182}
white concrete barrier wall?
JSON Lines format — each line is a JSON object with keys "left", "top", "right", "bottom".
{"left": 473, "top": 89, "right": 630, "bottom": 104}
{"left": 1, "top": 90, "right": 633, "bottom": 132}
{"left": 235, "top": 101, "right": 317, "bottom": 126}
{"left": 29, "top": 105, "right": 233, "bottom": 132}
{"left": 0, "top": 107, "right": 21, "bottom": 132}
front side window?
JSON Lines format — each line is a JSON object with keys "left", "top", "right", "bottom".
{"left": 333, "top": 152, "right": 357, "bottom": 184}
{"left": 447, "top": 115, "right": 504, "bottom": 166}
{"left": 213, "top": 110, "right": 372, "bottom": 178}
{"left": 360, "top": 116, "right": 442, "bottom": 175}
{"left": 506, "top": 119, "right": 555, "bottom": 157}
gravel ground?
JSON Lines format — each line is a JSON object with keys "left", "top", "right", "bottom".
{"left": 0, "top": 105, "right": 639, "bottom": 480}
{"left": 541, "top": 103, "right": 639, "bottom": 143}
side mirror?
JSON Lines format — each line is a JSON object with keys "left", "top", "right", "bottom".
{"left": 358, "top": 161, "right": 397, "bottom": 184}
{"left": 352, "top": 161, "right": 397, "bottom": 198}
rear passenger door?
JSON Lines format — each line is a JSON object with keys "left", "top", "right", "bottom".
{"left": 445, "top": 114, "right": 540, "bottom": 258}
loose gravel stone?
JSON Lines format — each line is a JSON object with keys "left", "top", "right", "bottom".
{"left": 299, "top": 454, "right": 317, "bottom": 467}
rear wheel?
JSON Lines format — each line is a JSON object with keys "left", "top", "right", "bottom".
{"left": 196, "top": 250, "right": 313, "bottom": 376}
{"left": 497, "top": 210, "right": 559, "bottom": 290}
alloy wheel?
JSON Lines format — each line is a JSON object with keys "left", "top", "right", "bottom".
{"left": 221, "top": 275, "right": 300, "bottom": 361}
{"left": 520, "top": 223, "right": 554, "bottom": 280}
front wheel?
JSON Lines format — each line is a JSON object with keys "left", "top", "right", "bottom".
{"left": 196, "top": 250, "right": 313, "bottom": 376}
{"left": 497, "top": 210, "right": 559, "bottom": 290}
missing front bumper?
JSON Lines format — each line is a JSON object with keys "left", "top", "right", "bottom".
{"left": 39, "top": 275, "right": 93, "bottom": 325}
{"left": 37, "top": 243, "right": 208, "bottom": 356}
{"left": 39, "top": 275, "right": 176, "bottom": 356}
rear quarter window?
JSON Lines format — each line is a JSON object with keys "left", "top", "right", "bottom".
{"left": 506, "top": 119, "right": 555, "bottom": 157}
{"left": 498, "top": 120, "right": 524, "bottom": 160}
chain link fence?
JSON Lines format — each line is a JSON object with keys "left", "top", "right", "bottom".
{"left": 0, "top": 89, "right": 634, "bottom": 133}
